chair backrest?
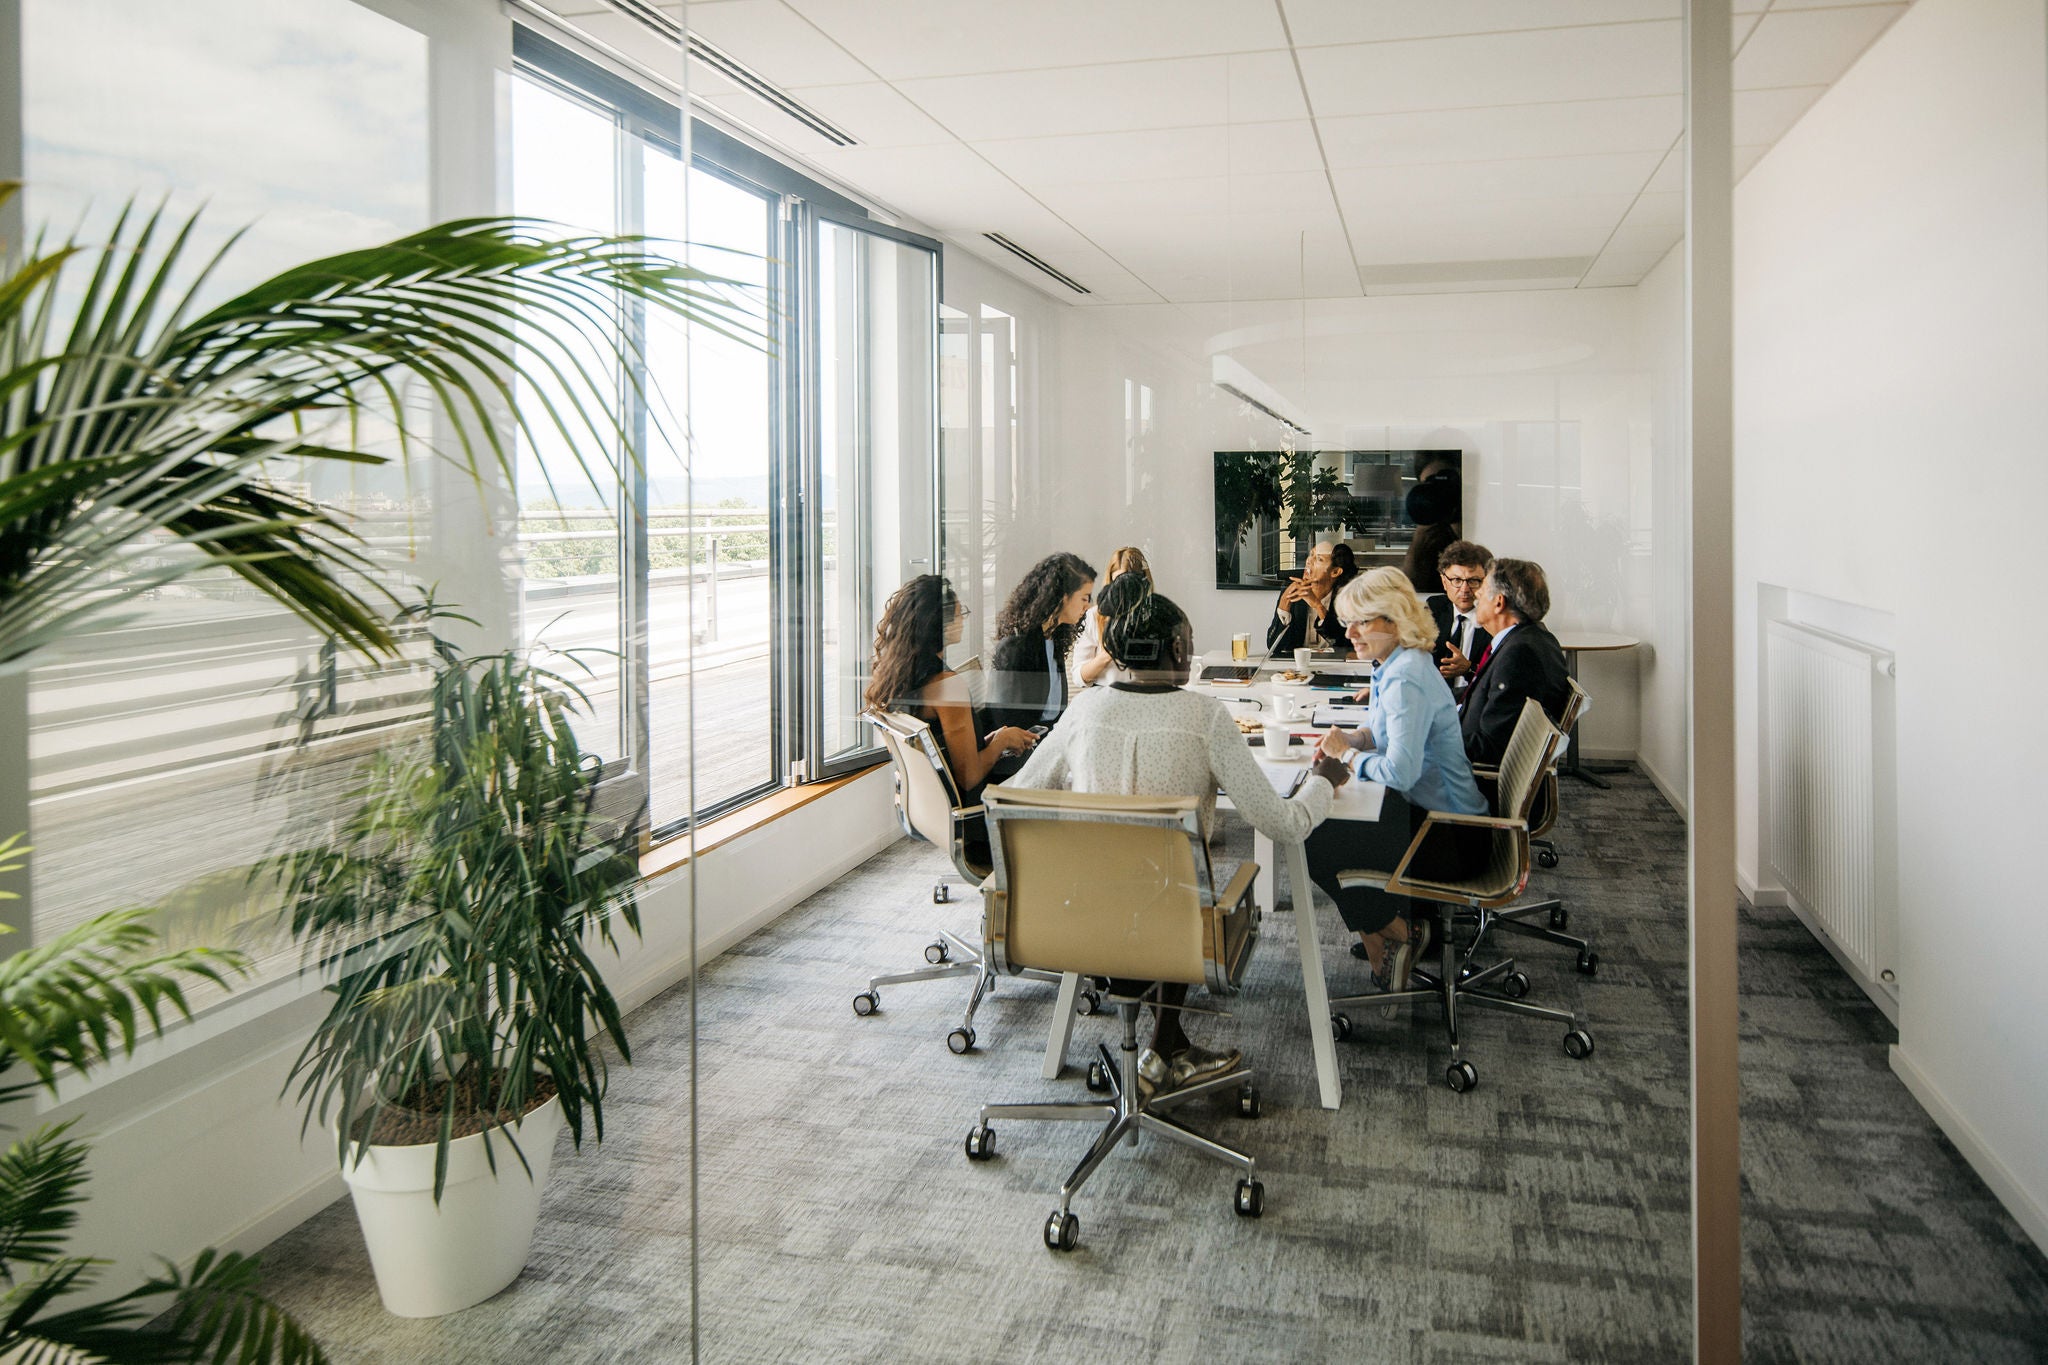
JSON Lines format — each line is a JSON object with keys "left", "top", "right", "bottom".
{"left": 1558, "top": 676, "right": 1589, "bottom": 737}
{"left": 1494, "top": 698, "right": 1560, "bottom": 826}
{"left": 1417, "top": 698, "right": 1558, "bottom": 905}
{"left": 862, "top": 707, "right": 966, "bottom": 851}
{"left": 982, "top": 787, "right": 1248, "bottom": 993}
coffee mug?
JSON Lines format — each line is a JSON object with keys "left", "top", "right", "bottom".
{"left": 1294, "top": 647, "right": 1314, "bottom": 672}
{"left": 1261, "top": 720, "right": 1292, "bottom": 754}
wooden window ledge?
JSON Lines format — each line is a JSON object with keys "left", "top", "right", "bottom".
{"left": 639, "top": 763, "right": 884, "bottom": 881}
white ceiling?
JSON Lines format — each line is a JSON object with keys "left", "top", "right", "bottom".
{"left": 541, "top": 0, "right": 1911, "bottom": 304}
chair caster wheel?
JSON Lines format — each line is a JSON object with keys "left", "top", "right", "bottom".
{"left": 1577, "top": 950, "right": 1599, "bottom": 976}
{"left": 1044, "top": 1209, "right": 1079, "bottom": 1251}
{"left": 924, "top": 940, "right": 950, "bottom": 964}
{"left": 1501, "top": 971, "right": 1530, "bottom": 1000}
{"left": 1549, "top": 906, "right": 1570, "bottom": 930}
{"left": 852, "top": 991, "right": 879, "bottom": 1016}
{"left": 1076, "top": 988, "right": 1101, "bottom": 1017}
{"left": 1330, "top": 1013, "right": 1353, "bottom": 1043}
{"left": 1563, "top": 1029, "right": 1594, "bottom": 1059}
{"left": 933, "top": 884, "right": 951, "bottom": 904}
{"left": 946, "top": 1027, "right": 976, "bottom": 1054}
{"left": 1235, "top": 1178, "right": 1264, "bottom": 1218}
{"left": 1446, "top": 1060, "right": 1478, "bottom": 1093}
{"left": 1536, "top": 847, "right": 1560, "bottom": 870}
{"left": 965, "top": 1124, "right": 995, "bottom": 1160}
{"left": 1237, "top": 1083, "right": 1260, "bottom": 1119}
{"left": 1086, "top": 1060, "right": 1112, "bottom": 1093}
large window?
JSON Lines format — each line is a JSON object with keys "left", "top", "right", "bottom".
{"left": 511, "top": 36, "right": 939, "bottom": 839}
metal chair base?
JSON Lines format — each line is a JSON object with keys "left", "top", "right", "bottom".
{"left": 971, "top": 1004, "right": 1258, "bottom": 1231}
{"left": 856, "top": 929, "right": 1068, "bottom": 1050}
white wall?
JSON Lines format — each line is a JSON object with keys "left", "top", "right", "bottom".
{"left": 1731, "top": 0, "right": 2048, "bottom": 1245}
{"left": 1047, "top": 291, "right": 1658, "bottom": 759}
{"left": 1634, "top": 247, "right": 1690, "bottom": 809}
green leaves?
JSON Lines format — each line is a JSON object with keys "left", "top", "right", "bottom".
{"left": 0, "top": 183, "right": 764, "bottom": 668}
{"left": 274, "top": 616, "right": 641, "bottom": 1201}
{"left": 0, "top": 1124, "right": 92, "bottom": 1277}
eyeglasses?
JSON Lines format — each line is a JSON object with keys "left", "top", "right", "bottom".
{"left": 1441, "top": 573, "right": 1487, "bottom": 588}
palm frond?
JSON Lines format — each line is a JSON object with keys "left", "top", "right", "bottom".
{"left": 1, "top": 189, "right": 766, "bottom": 668}
{"left": 0, "top": 909, "right": 250, "bottom": 1103}
{"left": 0, "top": 1123, "right": 91, "bottom": 1276}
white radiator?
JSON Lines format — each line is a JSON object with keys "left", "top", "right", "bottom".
{"left": 1763, "top": 619, "right": 1899, "bottom": 1006}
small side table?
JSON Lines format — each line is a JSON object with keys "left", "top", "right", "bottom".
{"left": 1552, "top": 631, "right": 1640, "bottom": 789}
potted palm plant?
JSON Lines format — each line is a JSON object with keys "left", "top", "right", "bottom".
{"left": 269, "top": 610, "right": 640, "bottom": 1317}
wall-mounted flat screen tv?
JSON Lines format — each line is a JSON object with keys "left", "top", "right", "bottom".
{"left": 1214, "top": 449, "right": 1463, "bottom": 593}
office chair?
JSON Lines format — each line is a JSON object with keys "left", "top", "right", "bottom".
{"left": 1327, "top": 699, "right": 1595, "bottom": 1093}
{"left": 964, "top": 787, "right": 1264, "bottom": 1251}
{"left": 1478, "top": 678, "right": 1598, "bottom": 975}
{"left": 852, "top": 709, "right": 1089, "bottom": 1053}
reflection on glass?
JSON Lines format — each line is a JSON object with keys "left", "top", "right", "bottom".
{"left": 511, "top": 76, "right": 623, "bottom": 765}
{"left": 20, "top": 0, "right": 428, "bottom": 946}
{"left": 656, "top": 162, "right": 776, "bottom": 824}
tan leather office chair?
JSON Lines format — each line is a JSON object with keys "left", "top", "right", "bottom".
{"left": 852, "top": 709, "right": 1082, "bottom": 1053}
{"left": 1476, "top": 678, "right": 1598, "bottom": 975}
{"left": 1327, "top": 698, "right": 1595, "bottom": 1092}
{"left": 964, "top": 787, "right": 1264, "bottom": 1252}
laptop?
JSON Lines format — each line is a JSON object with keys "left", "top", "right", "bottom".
{"left": 1199, "top": 643, "right": 1275, "bottom": 684}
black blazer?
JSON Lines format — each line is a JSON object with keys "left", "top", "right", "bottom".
{"left": 1459, "top": 620, "right": 1570, "bottom": 767}
{"left": 986, "top": 627, "right": 1067, "bottom": 733}
{"left": 1264, "top": 582, "right": 1349, "bottom": 655}
{"left": 1428, "top": 594, "right": 1491, "bottom": 675}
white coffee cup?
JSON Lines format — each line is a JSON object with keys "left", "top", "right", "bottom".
{"left": 1261, "top": 719, "right": 1292, "bottom": 755}
{"left": 1294, "top": 647, "right": 1314, "bottom": 672}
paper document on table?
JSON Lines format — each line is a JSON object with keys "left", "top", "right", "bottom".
{"left": 1311, "top": 704, "right": 1371, "bottom": 728}
{"left": 1255, "top": 761, "right": 1309, "bottom": 797}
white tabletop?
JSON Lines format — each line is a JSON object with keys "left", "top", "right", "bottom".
{"left": 1553, "top": 631, "right": 1639, "bottom": 652}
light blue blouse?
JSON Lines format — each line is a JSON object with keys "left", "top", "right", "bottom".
{"left": 1349, "top": 645, "right": 1487, "bottom": 816}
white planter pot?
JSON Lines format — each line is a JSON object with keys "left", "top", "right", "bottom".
{"left": 340, "top": 1093, "right": 565, "bottom": 1318}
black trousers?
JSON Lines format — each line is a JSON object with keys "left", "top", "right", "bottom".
{"left": 1303, "top": 790, "right": 1488, "bottom": 935}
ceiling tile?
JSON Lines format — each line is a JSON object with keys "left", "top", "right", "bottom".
{"left": 1035, "top": 170, "right": 1339, "bottom": 232}
{"left": 1317, "top": 97, "right": 1681, "bottom": 169}
{"left": 952, "top": 234, "right": 1163, "bottom": 304}
{"left": 1341, "top": 198, "right": 1632, "bottom": 266}
{"left": 1281, "top": 1, "right": 1677, "bottom": 47}
{"left": 1733, "top": 143, "right": 1768, "bottom": 181}
{"left": 1733, "top": 5, "right": 1908, "bottom": 91}
{"left": 698, "top": 89, "right": 853, "bottom": 160}
{"left": 782, "top": 82, "right": 955, "bottom": 146}
{"left": 1578, "top": 247, "right": 1672, "bottom": 287}
{"left": 1332, "top": 150, "right": 1662, "bottom": 204}
{"left": 683, "top": 0, "right": 873, "bottom": 89}
{"left": 799, "top": 143, "right": 1052, "bottom": 229}
{"left": 1733, "top": 84, "right": 1827, "bottom": 144}
{"left": 535, "top": 11, "right": 691, "bottom": 82}
{"left": 895, "top": 51, "right": 1305, "bottom": 142}
{"left": 974, "top": 120, "right": 1323, "bottom": 187}
{"left": 1296, "top": 23, "right": 1683, "bottom": 119}
{"left": 781, "top": 0, "right": 1288, "bottom": 80}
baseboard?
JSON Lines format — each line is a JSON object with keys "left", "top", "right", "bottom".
{"left": 228, "top": 1173, "right": 349, "bottom": 1261}
{"left": 1890, "top": 1046, "right": 2048, "bottom": 1255}
{"left": 1634, "top": 751, "right": 1688, "bottom": 820}
{"left": 1734, "top": 867, "right": 1789, "bottom": 909}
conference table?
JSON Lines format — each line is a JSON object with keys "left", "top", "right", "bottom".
{"left": 1193, "top": 651, "right": 1387, "bottom": 1111}
{"left": 1552, "top": 630, "right": 1639, "bottom": 788}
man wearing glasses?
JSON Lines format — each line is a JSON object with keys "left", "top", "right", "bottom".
{"left": 1428, "top": 540, "right": 1494, "bottom": 701}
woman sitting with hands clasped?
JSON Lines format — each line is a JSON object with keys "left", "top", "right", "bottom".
{"left": 865, "top": 575, "right": 1041, "bottom": 861}
{"left": 1302, "top": 567, "right": 1489, "bottom": 997}
{"left": 1006, "top": 573, "right": 1351, "bottom": 1098}
{"left": 1267, "top": 540, "right": 1358, "bottom": 656}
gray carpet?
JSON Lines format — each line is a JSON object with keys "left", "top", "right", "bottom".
{"left": 252, "top": 769, "right": 2048, "bottom": 1362}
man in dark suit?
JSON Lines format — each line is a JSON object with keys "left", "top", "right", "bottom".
{"left": 1427, "top": 539, "right": 1493, "bottom": 703}
{"left": 1460, "top": 557, "right": 1571, "bottom": 767}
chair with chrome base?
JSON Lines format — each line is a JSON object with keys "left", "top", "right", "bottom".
{"left": 963, "top": 787, "right": 1265, "bottom": 1252}
{"left": 1326, "top": 698, "right": 1596, "bottom": 1093}
{"left": 1477, "top": 679, "right": 1598, "bottom": 976}
{"left": 851, "top": 709, "right": 1086, "bottom": 1054}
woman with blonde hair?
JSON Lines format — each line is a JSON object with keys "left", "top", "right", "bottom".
{"left": 1071, "top": 545, "right": 1151, "bottom": 687}
{"left": 1302, "top": 567, "right": 1488, "bottom": 996}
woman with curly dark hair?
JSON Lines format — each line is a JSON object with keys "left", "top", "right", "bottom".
{"left": 865, "top": 576, "right": 1041, "bottom": 818}
{"left": 985, "top": 551, "right": 1096, "bottom": 734}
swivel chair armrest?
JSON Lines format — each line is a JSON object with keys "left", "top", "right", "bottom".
{"left": 1333, "top": 811, "right": 1523, "bottom": 894}
{"left": 1418, "top": 811, "right": 1524, "bottom": 831}
{"left": 1213, "top": 861, "right": 1259, "bottom": 912}
{"left": 1469, "top": 764, "right": 1501, "bottom": 781}
{"left": 953, "top": 804, "right": 986, "bottom": 820}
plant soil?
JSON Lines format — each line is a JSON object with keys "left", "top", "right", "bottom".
{"left": 358, "top": 1074, "right": 558, "bottom": 1147}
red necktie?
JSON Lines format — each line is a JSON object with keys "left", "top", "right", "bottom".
{"left": 1470, "top": 639, "right": 1496, "bottom": 678}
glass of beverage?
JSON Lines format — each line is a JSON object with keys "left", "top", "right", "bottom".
{"left": 1230, "top": 632, "right": 1249, "bottom": 661}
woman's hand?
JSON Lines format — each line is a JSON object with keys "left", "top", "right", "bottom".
{"left": 992, "top": 726, "right": 1040, "bottom": 754}
{"left": 1311, "top": 752, "right": 1352, "bottom": 788}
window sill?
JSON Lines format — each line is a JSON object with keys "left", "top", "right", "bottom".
{"left": 639, "top": 762, "right": 886, "bottom": 881}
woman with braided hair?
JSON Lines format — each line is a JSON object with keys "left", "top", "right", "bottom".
{"left": 1006, "top": 572, "right": 1350, "bottom": 1098}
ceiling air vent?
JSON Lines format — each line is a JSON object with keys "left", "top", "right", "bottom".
{"left": 982, "top": 234, "right": 1091, "bottom": 295}
{"left": 596, "top": 1, "right": 860, "bottom": 146}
